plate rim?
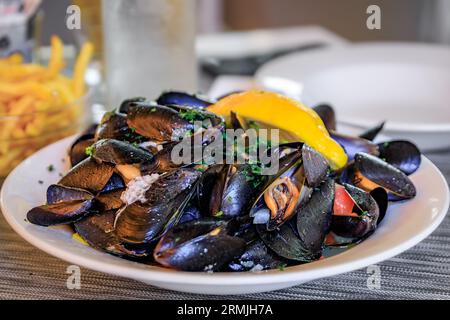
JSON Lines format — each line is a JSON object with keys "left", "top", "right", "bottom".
{"left": 256, "top": 42, "right": 450, "bottom": 132}
{"left": 1, "top": 136, "right": 449, "bottom": 287}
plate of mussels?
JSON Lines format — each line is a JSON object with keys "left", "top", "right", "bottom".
{"left": 1, "top": 90, "right": 449, "bottom": 295}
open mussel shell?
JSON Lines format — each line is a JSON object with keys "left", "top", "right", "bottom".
{"left": 74, "top": 209, "right": 153, "bottom": 259}
{"left": 46, "top": 184, "right": 93, "bottom": 204}
{"left": 352, "top": 152, "right": 416, "bottom": 200}
{"left": 228, "top": 240, "right": 289, "bottom": 272}
{"left": 156, "top": 91, "right": 212, "bottom": 109}
{"left": 154, "top": 219, "right": 246, "bottom": 271}
{"left": 313, "top": 104, "right": 336, "bottom": 131}
{"left": 69, "top": 124, "right": 97, "bottom": 167}
{"left": 331, "top": 183, "right": 379, "bottom": 238}
{"left": 114, "top": 168, "right": 201, "bottom": 244}
{"left": 296, "top": 178, "right": 334, "bottom": 258}
{"left": 378, "top": 140, "right": 421, "bottom": 175}
{"left": 126, "top": 104, "right": 194, "bottom": 142}
{"left": 197, "top": 164, "right": 267, "bottom": 218}
{"left": 250, "top": 147, "right": 323, "bottom": 231}
{"left": 29, "top": 184, "right": 96, "bottom": 226}
{"left": 330, "top": 132, "right": 379, "bottom": 162}
{"left": 59, "top": 157, "right": 114, "bottom": 193}
{"left": 359, "top": 122, "right": 385, "bottom": 141}
{"left": 27, "top": 199, "right": 94, "bottom": 226}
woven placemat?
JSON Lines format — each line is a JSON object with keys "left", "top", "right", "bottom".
{"left": 1, "top": 151, "right": 449, "bottom": 300}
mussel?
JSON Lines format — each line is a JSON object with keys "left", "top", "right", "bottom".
{"left": 95, "top": 111, "right": 144, "bottom": 143}
{"left": 351, "top": 152, "right": 416, "bottom": 200}
{"left": 228, "top": 240, "right": 289, "bottom": 272}
{"left": 91, "top": 139, "right": 154, "bottom": 181}
{"left": 330, "top": 132, "right": 379, "bottom": 162}
{"left": 154, "top": 219, "right": 246, "bottom": 271}
{"left": 313, "top": 104, "right": 336, "bottom": 131}
{"left": 331, "top": 183, "right": 380, "bottom": 239}
{"left": 377, "top": 140, "right": 421, "bottom": 175}
{"left": 359, "top": 122, "right": 385, "bottom": 141}
{"left": 296, "top": 178, "right": 334, "bottom": 257}
{"left": 59, "top": 157, "right": 114, "bottom": 193}
{"left": 114, "top": 168, "right": 201, "bottom": 244}
{"left": 156, "top": 91, "right": 212, "bottom": 109}
{"left": 197, "top": 163, "right": 267, "bottom": 218}
{"left": 69, "top": 124, "right": 97, "bottom": 167}
{"left": 250, "top": 144, "right": 328, "bottom": 231}
{"left": 74, "top": 209, "right": 153, "bottom": 259}
{"left": 118, "top": 97, "right": 146, "bottom": 114}
{"left": 27, "top": 184, "right": 95, "bottom": 226}
{"left": 126, "top": 104, "right": 194, "bottom": 142}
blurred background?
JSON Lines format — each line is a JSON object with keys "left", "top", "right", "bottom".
{"left": 37, "top": 0, "right": 450, "bottom": 44}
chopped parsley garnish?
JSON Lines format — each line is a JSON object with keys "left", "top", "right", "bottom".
{"left": 38, "top": 180, "right": 43, "bottom": 184}
{"left": 178, "top": 109, "right": 214, "bottom": 122}
{"left": 129, "top": 127, "right": 137, "bottom": 132}
{"left": 85, "top": 144, "right": 96, "bottom": 156}
{"left": 278, "top": 263, "right": 287, "bottom": 271}
{"left": 248, "top": 120, "right": 261, "bottom": 130}
{"left": 214, "top": 211, "right": 224, "bottom": 218}
{"left": 244, "top": 164, "right": 265, "bottom": 188}
{"left": 47, "top": 164, "right": 54, "bottom": 172}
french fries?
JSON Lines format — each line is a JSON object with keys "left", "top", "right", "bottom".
{"left": 0, "top": 36, "right": 93, "bottom": 176}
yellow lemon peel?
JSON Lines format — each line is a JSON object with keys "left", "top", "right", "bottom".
{"left": 207, "top": 91, "right": 347, "bottom": 170}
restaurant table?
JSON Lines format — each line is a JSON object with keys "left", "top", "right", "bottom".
{"left": 0, "top": 150, "right": 449, "bottom": 300}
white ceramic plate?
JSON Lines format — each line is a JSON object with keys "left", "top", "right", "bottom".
{"left": 256, "top": 42, "right": 450, "bottom": 151}
{"left": 1, "top": 136, "right": 449, "bottom": 295}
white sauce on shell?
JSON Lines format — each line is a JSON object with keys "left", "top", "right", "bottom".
{"left": 120, "top": 173, "right": 160, "bottom": 205}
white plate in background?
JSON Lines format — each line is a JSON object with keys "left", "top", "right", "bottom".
{"left": 256, "top": 42, "right": 450, "bottom": 151}
{"left": 1, "top": 136, "right": 449, "bottom": 295}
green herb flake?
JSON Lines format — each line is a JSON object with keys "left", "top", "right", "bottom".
{"left": 85, "top": 145, "right": 96, "bottom": 156}
{"left": 226, "top": 196, "right": 233, "bottom": 203}
{"left": 38, "top": 180, "right": 43, "bottom": 184}
{"left": 278, "top": 263, "right": 287, "bottom": 271}
{"left": 150, "top": 108, "right": 157, "bottom": 112}
{"left": 248, "top": 120, "right": 261, "bottom": 130}
{"left": 47, "top": 164, "right": 55, "bottom": 172}
{"left": 214, "top": 211, "right": 224, "bottom": 218}
{"left": 179, "top": 109, "right": 214, "bottom": 122}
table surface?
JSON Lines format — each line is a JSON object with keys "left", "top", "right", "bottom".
{"left": 0, "top": 149, "right": 449, "bottom": 300}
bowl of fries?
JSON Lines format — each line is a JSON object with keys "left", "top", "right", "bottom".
{"left": 0, "top": 36, "right": 93, "bottom": 177}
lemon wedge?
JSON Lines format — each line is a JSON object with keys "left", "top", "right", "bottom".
{"left": 207, "top": 90, "right": 347, "bottom": 170}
